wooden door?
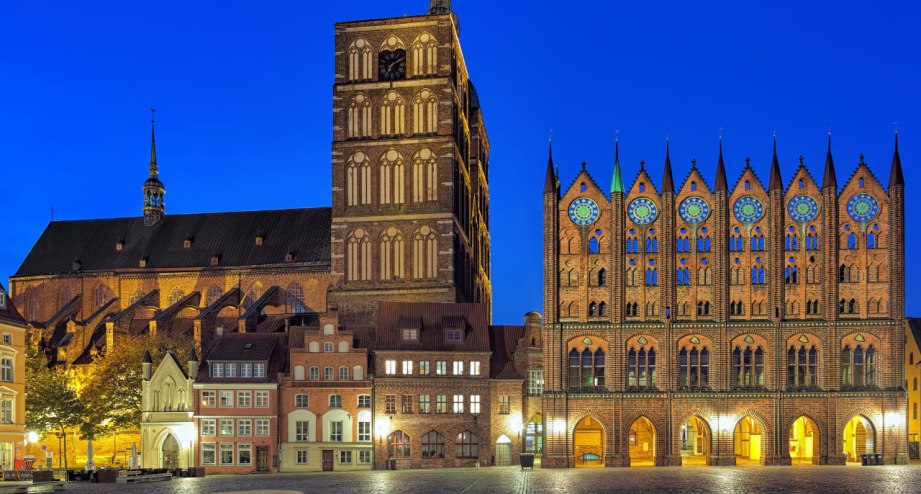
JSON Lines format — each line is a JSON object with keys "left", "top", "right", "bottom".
{"left": 495, "top": 443, "right": 511, "bottom": 466}
{"left": 256, "top": 446, "right": 269, "bottom": 472}
{"left": 322, "top": 450, "right": 334, "bottom": 471}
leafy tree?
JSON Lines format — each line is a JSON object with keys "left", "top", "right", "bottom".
{"left": 79, "top": 334, "right": 194, "bottom": 440}
{"left": 25, "top": 355, "right": 84, "bottom": 469}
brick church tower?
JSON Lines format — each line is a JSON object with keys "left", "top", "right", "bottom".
{"left": 329, "top": 1, "right": 493, "bottom": 338}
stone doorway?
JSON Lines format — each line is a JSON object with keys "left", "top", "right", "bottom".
{"left": 573, "top": 417, "right": 604, "bottom": 467}
{"left": 161, "top": 434, "right": 179, "bottom": 469}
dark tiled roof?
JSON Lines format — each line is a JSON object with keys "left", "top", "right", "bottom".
{"left": 15, "top": 208, "right": 331, "bottom": 277}
{"left": 198, "top": 332, "right": 287, "bottom": 383}
{"left": 908, "top": 318, "right": 921, "bottom": 350}
{"left": 489, "top": 325, "right": 525, "bottom": 379}
{"left": 0, "top": 283, "right": 26, "bottom": 326}
{"left": 376, "top": 302, "right": 490, "bottom": 352}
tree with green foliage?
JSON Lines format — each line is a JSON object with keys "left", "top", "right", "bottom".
{"left": 79, "top": 334, "right": 194, "bottom": 441}
{"left": 25, "top": 348, "right": 84, "bottom": 469}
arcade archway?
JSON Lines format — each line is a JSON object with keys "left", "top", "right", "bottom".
{"left": 843, "top": 415, "right": 875, "bottom": 463}
{"left": 680, "top": 416, "right": 711, "bottom": 465}
{"left": 790, "top": 416, "right": 819, "bottom": 465}
{"left": 629, "top": 417, "right": 656, "bottom": 466}
{"left": 161, "top": 434, "right": 179, "bottom": 469}
{"left": 573, "top": 417, "right": 604, "bottom": 467}
{"left": 733, "top": 416, "right": 763, "bottom": 465}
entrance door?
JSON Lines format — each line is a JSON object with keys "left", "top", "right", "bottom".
{"left": 322, "top": 450, "right": 334, "bottom": 471}
{"left": 495, "top": 435, "right": 512, "bottom": 466}
{"left": 161, "top": 434, "right": 179, "bottom": 469}
{"left": 256, "top": 446, "right": 269, "bottom": 472}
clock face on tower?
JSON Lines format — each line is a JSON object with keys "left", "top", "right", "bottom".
{"left": 378, "top": 49, "right": 406, "bottom": 80}
{"left": 569, "top": 198, "right": 600, "bottom": 225}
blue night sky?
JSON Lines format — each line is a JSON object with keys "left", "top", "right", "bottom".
{"left": 1, "top": 1, "right": 918, "bottom": 324}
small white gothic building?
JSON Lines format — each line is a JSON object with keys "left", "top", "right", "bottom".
{"left": 140, "top": 350, "right": 197, "bottom": 469}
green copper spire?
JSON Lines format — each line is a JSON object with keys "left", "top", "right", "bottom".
{"left": 610, "top": 138, "right": 624, "bottom": 194}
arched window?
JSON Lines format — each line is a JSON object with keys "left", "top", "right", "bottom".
{"left": 412, "top": 148, "right": 438, "bottom": 202}
{"left": 645, "top": 231, "right": 658, "bottom": 253}
{"left": 130, "top": 288, "right": 144, "bottom": 305}
{"left": 387, "top": 431, "right": 411, "bottom": 458}
{"left": 324, "top": 342, "right": 334, "bottom": 353}
{"left": 346, "top": 151, "right": 372, "bottom": 206}
{"left": 626, "top": 230, "right": 639, "bottom": 253}
{"left": 645, "top": 265, "right": 658, "bottom": 286}
{"left": 294, "top": 366, "right": 305, "bottom": 381}
{"left": 696, "top": 235, "right": 711, "bottom": 253}
{"left": 380, "top": 91, "right": 405, "bottom": 136}
{"left": 379, "top": 226, "right": 405, "bottom": 281}
{"left": 167, "top": 287, "right": 184, "bottom": 305}
{"left": 751, "top": 262, "right": 765, "bottom": 285}
{"left": 842, "top": 345, "right": 876, "bottom": 387}
{"left": 678, "top": 346, "right": 709, "bottom": 388}
{"left": 598, "top": 301, "right": 606, "bottom": 316}
{"left": 568, "top": 347, "right": 605, "bottom": 388}
{"left": 588, "top": 237, "right": 599, "bottom": 254}
{"left": 677, "top": 267, "right": 690, "bottom": 285}
{"left": 751, "top": 230, "right": 765, "bottom": 251}
{"left": 455, "top": 431, "right": 479, "bottom": 459}
{"left": 338, "top": 366, "right": 349, "bottom": 381}
{"left": 309, "top": 366, "right": 320, "bottom": 380}
{"left": 94, "top": 284, "right": 109, "bottom": 309}
{"left": 346, "top": 228, "right": 372, "bottom": 281}
{"left": 867, "top": 231, "right": 877, "bottom": 249}
{"left": 347, "top": 38, "right": 372, "bottom": 81}
{"left": 787, "top": 344, "right": 818, "bottom": 388}
{"left": 588, "top": 302, "right": 597, "bottom": 317}
{"left": 412, "top": 225, "right": 438, "bottom": 279}
{"left": 806, "top": 227, "right": 819, "bottom": 250}
{"left": 295, "top": 394, "right": 308, "bottom": 408}
{"left": 847, "top": 232, "right": 857, "bottom": 249}
{"left": 325, "top": 367, "right": 335, "bottom": 381}
{"left": 421, "top": 430, "right": 445, "bottom": 458}
{"left": 676, "top": 234, "right": 690, "bottom": 253}
{"left": 411, "top": 32, "right": 438, "bottom": 76}
{"left": 206, "top": 285, "right": 223, "bottom": 306}
{"left": 625, "top": 302, "right": 638, "bottom": 317}
{"left": 347, "top": 93, "right": 371, "bottom": 138}
{"left": 379, "top": 148, "right": 405, "bottom": 205}
{"left": 696, "top": 301, "right": 710, "bottom": 316}
{"left": 627, "top": 346, "right": 657, "bottom": 388}
{"left": 412, "top": 89, "right": 438, "bottom": 134}
{"left": 597, "top": 268, "right": 607, "bottom": 286}
{"left": 287, "top": 282, "right": 306, "bottom": 313}
{"left": 785, "top": 265, "right": 799, "bottom": 284}
{"left": 732, "top": 346, "right": 764, "bottom": 387}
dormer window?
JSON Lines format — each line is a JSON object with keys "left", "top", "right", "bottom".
{"left": 115, "top": 241, "right": 124, "bottom": 251}
{"left": 285, "top": 251, "right": 295, "bottom": 262}
{"left": 0, "top": 292, "right": 6, "bottom": 309}
{"left": 183, "top": 237, "right": 193, "bottom": 249}
{"left": 72, "top": 259, "right": 82, "bottom": 271}
{"left": 446, "top": 328, "right": 462, "bottom": 343}
{"left": 402, "top": 328, "right": 418, "bottom": 341}
{"left": 211, "top": 255, "right": 220, "bottom": 266}
{"left": 255, "top": 233, "right": 265, "bottom": 246}
{"left": 139, "top": 257, "right": 148, "bottom": 268}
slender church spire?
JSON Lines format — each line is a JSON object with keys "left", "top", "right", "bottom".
{"left": 543, "top": 140, "right": 556, "bottom": 194}
{"left": 822, "top": 132, "right": 837, "bottom": 189}
{"left": 661, "top": 138, "right": 675, "bottom": 193}
{"left": 714, "top": 138, "right": 728, "bottom": 191}
{"left": 889, "top": 130, "right": 904, "bottom": 188}
{"left": 143, "top": 109, "right": 166, "bottom": 226}
{"left": 768, "top": 135, "right": 783, "bottom": 191}
{"left": 611, "top": 137, "right": 624, "bottom": 194}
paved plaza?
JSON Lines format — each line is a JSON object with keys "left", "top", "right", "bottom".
{"left": 43, "top": 464, "right": 921, "bottom": 494}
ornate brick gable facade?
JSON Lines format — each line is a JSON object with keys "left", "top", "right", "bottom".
{"left": 542, "top": 137, "right": 908, "bottom": 467}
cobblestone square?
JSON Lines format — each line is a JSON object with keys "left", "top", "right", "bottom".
{"left": 53, "top": 465, "right": 921, "bottom": 494}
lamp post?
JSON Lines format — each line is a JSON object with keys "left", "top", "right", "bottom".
{"left": 375, "top": 416, "right": 390, "bottom": 470}
{"left": 54, "top": 432, "right": 64, "bottom": 468}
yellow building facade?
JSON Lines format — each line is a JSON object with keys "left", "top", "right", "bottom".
{"left": 0, "top": 284, "right": 27, "bottom": 470}
{"left": 907, "top": 319, "right": 921, "bottom": 458}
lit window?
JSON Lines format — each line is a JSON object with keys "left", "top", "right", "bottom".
{"left": 385, "top": 360, "right": 397, "bottom": 375}
{"left": 402, "top": 361, "right": 413, "bottom": 375}
{"left": 452, "top": 394, "right": 464, "bottom": 413}
{"left": 237, "top": 390, "right": 252, "bottom": 408}
{"left": 419, "top": 395, "right": 430, "bottom": 414}
{"left": 469, "top": 361, "right": 480, "bottom": 376}
{"left": 418, "top": 361, "right": 430, "bottom": 375}
{"left": 201, "top": 391, "right": 216, "bottom": 407}
{"left": 201, "top": 419, "right": 215, "bottom": 436}
{"left": 255, "top": 419, "right": 270, "bottom": 437}
{"left": 330, "top": 421, "right": 343, "bottom": 442}
{"left": 201, "top": 443, "right": 216, "bottom": 465}
{"left": 402, "top": 394, "right": 414, "bottom": 414}
{"left": 219, "top": 391, "right": 233, "bottom": 407}
{"left": 435, "top": 361, "right": 447, "bottom": 375}
{"left": 295, "top": 421, "right": 310, "bottom": 442}
{"left": 220, "top": 418, "right": 234, "bottom": 436}
{"left": 358, "top": 420, "right": 371, "bottom": 442}
{"left": 453, "top": 361, "right": 464, "bottom": 375}
{"left": 469, "top": 394, "right": 480, "bottom": 414}
{"left": 357, "top": 394, "right": 371, "bottom": 408}
{"left": 527, "top": 369, "right": 544, "bottom": 395}
{"left": 329, "top": 394, "right": 342, "bottom": 408}
{"left": 498, "top": 395, "right": 510, "bottom": 415}
{"left": 435, "top": 394, "right": 446, "bottom": 413}
{"left": 238, "top": 419, "right": 252, "bottom": 436}
{"left": 402, "top": 328, "right": 418, "bottom": 340}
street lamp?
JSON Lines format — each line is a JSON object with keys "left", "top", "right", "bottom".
{"left": 376, "top": 416, "right": 391, "bottom": 469}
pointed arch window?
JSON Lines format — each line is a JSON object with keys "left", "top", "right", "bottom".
{"left": 677, "top": 267, "right": 690, "bottom": 285}
{"left": 347, "top": 94, "right": 372, "bottom": 138}
{"left": 678, "top": 346, "right": 709, "bottom": 388}
{"left": 645, "top": 266, "right": 658, "bottom": 286}
{"left": 627, "top": 346, "right": 657, "bottom": 388}
{"left": 841, "top": 345, "right": 876, "bottom": 387}
{"left": 787, "top": 344, "right": 818, "bottom": 388}
{"left": 645, "top": 230, "right": 658, "bottom": 253}
{"left": 379, "top": 149, "right": 405, "bottom": 205}
{"left": 676, "top": 230, "right": 690, "bottom": 253}
{"left": 411, "top": 32, "right": 438, "bottom": 76}
{"left": 696, "top": 301, "right": 710, "bottom": 316}
{"left": 346, "top": 228, "right": 372, "bottom": 281}
{"left": 412, "top": 225, "right": 438, "bottom": 279}
{"left": 94, "top": 284, "right": 109, "bottom": 309}
{"left": 785, "top": 264, "right": 799, "bottom": 284}
{"left": 751, "top": 259, "right": 765, "bottom": 285}
{"left": 732, "top": 345, "right": 764, "bottom": 388}
{"left": 206, "top": 286, "right": 223, "bottom": 306}
{"left": 130, "top": 288, "right": 145, "bottom": 305}
{"left": 380, "top": 91, "right": 405, "bottom": 136}
{"left": 421, "top": 431, "right": 445, "bottom": 458}
{"left": 806, "top": 226, "right": 819, "bottom": 250}
{"left": 597, "top": 268, "right": 607, "bottom": 286}
{"left": 387, "top": 431, "right": 411, "bottom": 458}
{"left": 412, "top": 89, "right": 438, "bottom": 134}
{"left": 168, "top": 287, "right": 184, "bottom": 306}
{"left": 568, "top": 347, "right": 605, "bottom": 388}
{"left": 287, "top": 282, "right": 306, "bottom": 313}
{"left": 347, "top": 38, "right": 372, "bottom": 81}
{"left": 346, "top": 151, "right": 372, "bottom": 206}
{"left": 696, "top": 234, "right": 711, "bottom": 253}
{"left": 379, "top": 227, "right": 405, "bottom": 281}
{"left": 626, "top": 229, "right": 639, "bottom": 253}
{"left": 412, "top": 148, "right": 438, "bottom": 202}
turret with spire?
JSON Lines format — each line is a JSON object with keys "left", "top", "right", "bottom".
{"left": 661, "top": 140, "right": 675, "bottom": 194}
{"left": 714, "top": 139, "right": 728, "bottom": 192}
{"left": 889, "top": 131, "right": 903, "bottom": 188}
{"left": 822, "top": 133, "right": 837, "bottom": 190}
{"left": 143, "top": 109, "right": 166, "bottom": 226}
{"left": 544, "top": 141, "right": 556, "bottom": 195}
{"left": 768, "top": 136, "right": 783, "bottom": 191}
{"left": 611, "top": 138, "right": 624, "bottom": 195}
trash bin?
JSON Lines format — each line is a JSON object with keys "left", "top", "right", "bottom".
{"left": 874, "top": 453, "right": 883, "bottom": 465}
{"left": 868, "top": 454, "right": 877, "bottom": 465}
{"left": 860, "top": 454, "right": 868, "bottom": 466}
{"left": 520, "top": 453, "right": 535, "bottom": 470}
{"left": 388, "top": 459, "right": 396, "bottom": 470}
